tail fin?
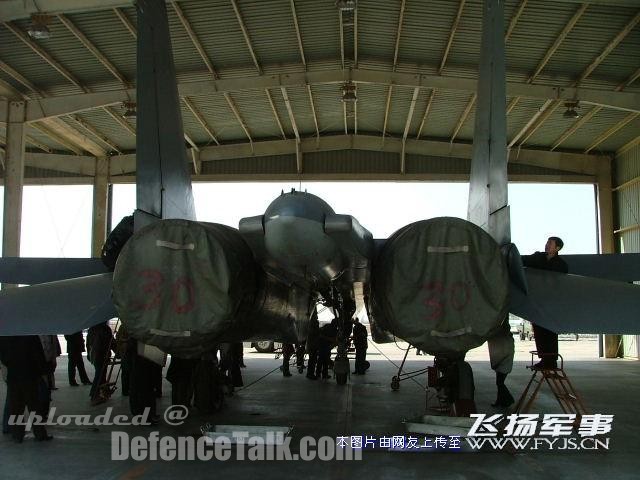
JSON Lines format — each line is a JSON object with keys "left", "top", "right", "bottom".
{"left": 135, "top": 0, "right": 196, "bottom": 229}
{"left": 467, "top": 0, "right": 509, "bottom": 246}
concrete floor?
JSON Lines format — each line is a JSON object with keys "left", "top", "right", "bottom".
{"left": 1, "top": 338, "right": 639, "bottom": 480}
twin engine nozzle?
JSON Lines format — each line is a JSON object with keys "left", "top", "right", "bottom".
{"left": 113, "top": 214, "right": 509, "bottom": 360}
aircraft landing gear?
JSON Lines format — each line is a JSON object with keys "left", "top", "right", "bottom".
{"left": 333, "top": 323, "right": 350, "bottom": 386}
{"left": 328, "top": 284, "right": 354, "bottom": 386}
{"left": 389, "top": 344, "right": 429, "bottom": 391}
{"left": 390, "top": 350, "right": 477, "bottom": 416}
{"left": 431, "top": 355, "right": 477, "bottom": 416}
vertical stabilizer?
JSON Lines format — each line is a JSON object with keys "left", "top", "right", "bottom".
{"left": 467, "top": 0, "right": 509, "bottom": 245}
{"left": 135, "top": 0, "right": 196, "bottom": 229}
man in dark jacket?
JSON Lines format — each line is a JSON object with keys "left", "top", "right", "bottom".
{"left": 65, "top": 331, "right": 91, "bottom": 386}
{"left": 0, "top": 336, "right": 52, "bottom": 442}
{"left": 522, "top": 236, "right": 569, "bottom": 369}
{"left": 166, "top": 356, "right": 198, "bottom": 407}
{"left": 87, "top": 322, "right": 114, "bottom": 403}
{"left": 281, "top": 344, "right": 295, "bottom": 377}
{"left": 128, "top": 340, "right": 162, "bottom": 423}
{"left": 305, "top": 315, "right": 320, "bottom": 380}
{"left": 316, "top": 321, "right": 338, "bottom": 379}
{"left": 352, "top": 318, "right": 369, "bottom": 375}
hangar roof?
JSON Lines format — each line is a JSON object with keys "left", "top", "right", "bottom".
{"left": 0, "top": 0, "right": 639, "bottom": 178}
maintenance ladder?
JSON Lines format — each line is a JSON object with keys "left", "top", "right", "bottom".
{"left": 514, "top": 352, "right": 588, "bottom": 421}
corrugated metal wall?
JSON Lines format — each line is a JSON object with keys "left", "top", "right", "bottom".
{"left": 615, "top": 144, "right": 640, "bottom": 359}
{"left": 615, "top": 143, "right": 640, "bottom": 253}
{"left": 195, "top": 149, "right": 590, "bottom": 177}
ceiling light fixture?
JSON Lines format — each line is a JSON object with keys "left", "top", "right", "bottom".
{"left": 122, "top": 101, "right": 137, "bottom": 119}
{"left": 341, "top": 82, "right": 357, "bottom": 103}
{"left": 27, "top": 14, "right": 52, "bottom": 40}
{"left": 563, "top": 101, "right": 580, "bottom": 119}
{"left": 335, "top": 0, "right": 357, "bottom": 12}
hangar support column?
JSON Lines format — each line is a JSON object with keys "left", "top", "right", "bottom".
{"left": 92, "top": 156, "right": 109, "bottom": 257}
{"left": 2, "top": 101, "right": 25, "bottom": 266}
{"left": 596, "top": 156, "right": 621, "bottom": 357}
{"left": 596, "top": 157, "right": 615, "bottom": 255}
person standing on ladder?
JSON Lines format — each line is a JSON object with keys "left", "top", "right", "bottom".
{"left": 522, "top": 236, "right": 569, "bottom": 370}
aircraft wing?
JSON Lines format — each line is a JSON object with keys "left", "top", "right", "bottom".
{"left": 0, "top": 257, "right": 109, "bottom": 284}
{"left": 509, "top": 268, "right": 640, "bottom": 334}
{"left": 563, "top": 253, "right": 640, "bottom": 282}
{"left": 0, "top": 273, "right": 116, "bottom": 335}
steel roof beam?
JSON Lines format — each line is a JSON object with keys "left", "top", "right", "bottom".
{"left": 290, "top": 0, "right": 306, "bottom": 68}
{"left": 400, "top": 87, "right": 420, "bottom": 173}
{"left": 108, "top": 134, "right": 606, "bottom": 177}
{"left": 4, "top": 0, "right": 639, "bottom": 22}
{"left": 382, "top": 0, "right": 406, "bottom": 142}
{"left": 506, "top": 3, "right": 586, "bottom": 134}
{"left": 551, "top": 107, "right": 601, "bottom": 150}
{"left": 450, "top": 93, "right": 476, "bottom": 143}
{"left": 354, "top": 8, "right": 358, "bottom": 67}
{"left": 3, "top": 21, "right": 86, "bottom": 91}
{"left": 439, "top": 0, "right": 465, "bottom": 75}
{"left": 339, "top": 10, "right": 345, "bottom": 70}
{"left": 230, "top": 0, "right": 262, "bottom": 74}
{"left": 449, "top": 2, "right": 525, "bottom": 142}
{"left": 224, "top": 92, "right": 252, "bottom": 144}
{"left": 505, "top": 0, "right": 528, "bottom": 42}
{"left": 265, "top": 89, "right": 287, "bottom": 140}
{"left": 617, "top": 134, "right": 640, "bottom": 156}
{"left": 182, "top": 97, "right": 219, "bottom": 145}
{"left": 14, "top": 68, "right": 640, "bottom": 123}
{"left": 67, "top": 114, "right": 122, "bottom": 153}
{"left": 113, "top": 8, "right": 136, "bottom": 39}
{"left": 510, "top": 10, "right": 640, "bottom": 147}
{"left": 578, "top": 11, "right": 640, "bottom": 85}
{"left": 585, "top": 112, "right": 640, "bottom": 153}
{"left": 0, "top": 59, "right": 45, "bottom": 96}
{"left": 103, "top": 106, "right": 135, "bottom": 136}
{"left": 172, "top": 1, "right": 250, "bottom": 144}
{"left": 172, "top": 2, "right": 217, "bottom": 78}
{"left": 416, "top": 89, "right": 435, "bottom": 140}
{"left": 552, "top": 62, "right": 640, "bottom": 150}
{"left": 2, "top": 21, "right": 124, "bottom": 154}
{"left": 57, "top": 14, "right": 129, "bottom": 86}
{"left": 31, "top": 121, "right": 84, "bottom": 155}
{"left": 291, "top": 0, "right": 320, "bottom": 140}
{"left": 307, "top": 85, "right": 320, "bottom": 140}
{"left": 530, "top": 4, "right": 588, "bottom": 83}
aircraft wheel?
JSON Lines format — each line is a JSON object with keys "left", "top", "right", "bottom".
{"left": 254, "top": 341, "right": 274, "bottom": 353}
{"left": 391, "top": 376, "right": 400, "bottom": 391}
{"left": 336, "top": 373, "right": 348, "bottom": 385}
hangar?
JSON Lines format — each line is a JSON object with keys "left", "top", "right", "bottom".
{"left": 1, "top": 0, "right": 639, "bottom": 478}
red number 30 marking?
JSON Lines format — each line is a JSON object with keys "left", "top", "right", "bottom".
{"left": 422, "top": 281, "right": 471, "bottom": 321}
{"left": 172, "top": 276, "right": 195, "bottom": 314}
{"left": 134, "top": 269, "right": 196, "bottom": 314}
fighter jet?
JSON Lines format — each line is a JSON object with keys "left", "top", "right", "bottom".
{"left": 1, "top": 0, "right": 640, "bottom": 409}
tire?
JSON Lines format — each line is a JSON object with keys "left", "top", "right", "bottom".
{"left": 455, "top": 361, "right": 475, "bottom": 401}
{"left": 254, "top": 341, "right": 274, "bottom": 353}
{"left": 391, "top": 376, "right": 400, "bottom": 391}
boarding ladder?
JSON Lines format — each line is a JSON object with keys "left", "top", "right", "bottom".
{"left": 514, "top": 352, "right": 588, "bottom": 422}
